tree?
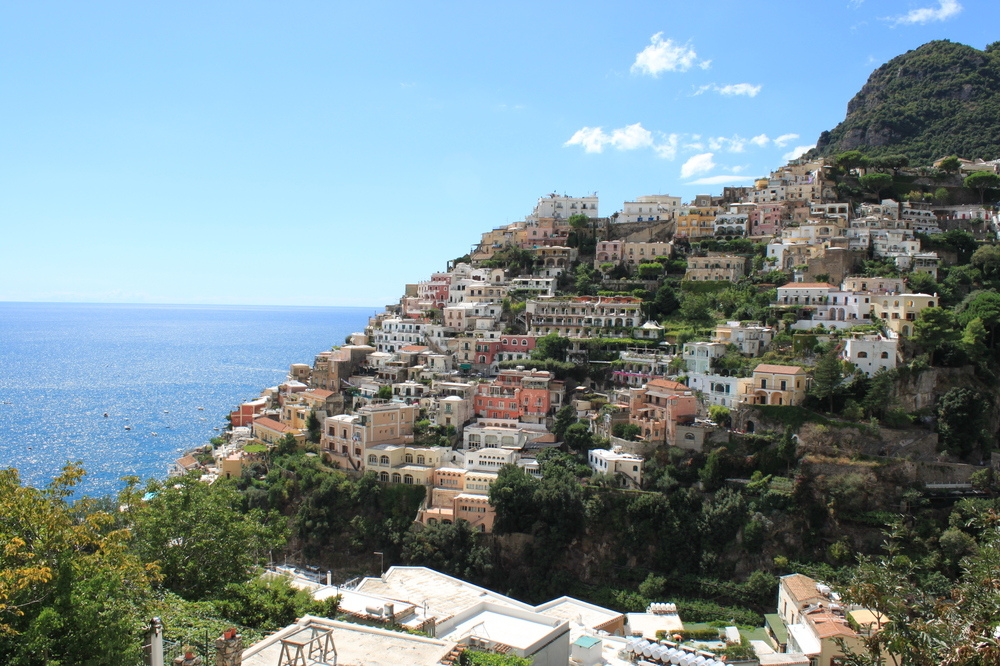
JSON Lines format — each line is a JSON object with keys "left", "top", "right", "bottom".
{"left": 306, "top": 410, "right": 321, "bottom": 443}
{"left": 912, "top": 307, "right": 959, "bottom": 363}
{"left": 646, "top": 284, "right": 680, "bottom": 320}
{"left": 612, "top": 422, "right": 641, "bottom": 441}
{"left": 126, "top": 476, "right": 284, "bottom": 601}
{"left": 938, "top": 155, "right": 960, "bottom": 173}
{"left": 0, "top": 465, "right": 156, "bottom": 665}
{"left": 933, "top": 186, "right": 951, "bottom": 204}
{"left": 963, "top": 171, "right": 1000, "bottom": 204}
{"left": 377, "top": 384, "right": 393, "bottom": 400}
{"left": 859, "top": 173, "right": 893, "bottom": 200}
{"left": 835, "top": 150, "right": 869, "bottom": 172}
{"left": 637, "top": 262, "right": 664, "bottom": 280}
{"left": 937, "top": 388, "right": 989, "bottom": 458}
{"left": 970, "top": 244, "right": 1000, "bottom": 280}
{"left": 563, "top": 422, "right": 594, "bottom": 453}
{"left": 489, "top": 465, "right": 540, "bottom": 534}
{"left": 680, "top": 293, "right": 714, "bottom": 324}
{"left": 810, "top": 347, "right": 843, "bottom": 412}
{"left": 531, "top": 333, "right": 570, "bottom": 362}
{"left": 551, "top": 404, "right": 577, "bottom": 441}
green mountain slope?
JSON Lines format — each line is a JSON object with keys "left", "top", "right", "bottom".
{"left": 814, "top": 40, "right": 1000, "bottom": 164}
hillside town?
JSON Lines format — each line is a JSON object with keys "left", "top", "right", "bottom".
{"left": 156, "top": 154, "right": 1000, "bottom": 666}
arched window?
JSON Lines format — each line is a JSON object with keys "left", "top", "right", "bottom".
{"left": 417, "top": 455, "right": 425, "bottom": 464}
{"left": 380, "top": 472, "right": 389, "bottom": 482}
{"left": 368, "top": 454, "right": 377, "bottom": 464}
{"left": 403, "top": 474, "right": 413, "bottom": 484}
{"left": 391, "top": 473, "right": 402, "bottom": 484}
{"left": 880, "top": 351, "right": 889, "bottom": 358}
{"left": 405, "top": 454, "right": 413, "bottom": 463}
{"left": 685, "top": 432, "right": 696, "bottom": 440}
{"left": 857, "top": 351, "right": 868, "bottom": 358}
{"left": 380, "top": 455, "right": 389, "bottom": 465}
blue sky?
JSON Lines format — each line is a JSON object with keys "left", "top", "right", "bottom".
{"left": 1, "top": 0, "right": 994, "bottom": 306}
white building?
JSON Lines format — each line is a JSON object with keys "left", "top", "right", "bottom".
{"left": 588, "top": 447, "right": 644, "bottom": 489}
{"left": 841, "top": 332, "right": 898, "bottom": 376}
{"left": 682, "top": 341, "right": 728, "bottom": 374}
{"left": 618, "top": 194, "right": 681, "bottom": 223}
{"left": 687, "top": 373, "right": 751, "bottom": 409}
{"left": 528, "top": 193, "right": 599, "bottom": 221}
{"left": 713, "top": 321, "right": 775, "bottom": 357}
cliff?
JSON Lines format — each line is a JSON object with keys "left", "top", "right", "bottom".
{"left": 815, "top": 40, "right": 1000, "bottom": 163}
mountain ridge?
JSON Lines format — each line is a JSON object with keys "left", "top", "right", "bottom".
{"left": 814, "top": 39, "right": 1000, "bottom": 163}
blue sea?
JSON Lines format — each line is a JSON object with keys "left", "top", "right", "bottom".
{"left": 0, "top": 302, "right": 373, "bottom": 496}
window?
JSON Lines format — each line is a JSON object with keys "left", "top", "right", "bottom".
{"left": 880, "top": 351, "right": 889, "bottom": 359}
{"left": 405, "top": 453, "right": 413, "bottom": 463}
{"left": 403, "top": 474, "right": 413, "bottom": 484}
{"left": 417, "top": 455, "right": 425, "bottom": 464}
{"left": 368, "top": 454, "right": 377, "bottom": 464}
{"left": 380, "top": 472, "right": 389, "bottom": 482}
{"left": 380, "top": 455, "right": 389, "bottom": 465}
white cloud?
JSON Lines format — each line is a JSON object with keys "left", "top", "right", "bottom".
{"left": 750, "top": 134, "right": 771, "bottom": 148}
{"left": 890, "top": 0, "right": 961, "bottom": 25}
{"left": 774, "top": 133, "right": 800, "bottom": 148}
{"left": 681, "top": 153, "right": 716, "bottom": 179}
{"left": 653, "top": 134, "right": 680, "bottom": 160}
{"left": 717, "top": 83, "right": 762, "bottom": 97}
{"left": 631, "top": 33, "right": 709, "bottom": 76}
{"left": 609, "top": 123, "right": 655, "bottom": 150}
{"left": 565, "top": 127, "right": 610, "bottom": 153}
{"left": 565, "top": 123, "right": 679, "bottom": 158}
{"left": 783, "top": 145, "right": 815, "bottom": 161}
{"left": 692, "top": 83, "right": 762, "bottom": 97}
{"left": 708, "top": 135, "right": 748, "bottom": 153}
{"left": 687, "top": 175, "right": 756, "bottom": 185}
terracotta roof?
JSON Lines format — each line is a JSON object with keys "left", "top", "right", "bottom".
{"left": 253, "top": 417, "right": 293, "bottom": 433}
{"left": 754, "top": 364, "right": 804, "bottom": 375}
{"left": 806, "top": 609, "right": 856, "bottom": 638}
{"left": 400, "top": 345, "right": 429, "bottom": 352}
{"left": 778, "top": 283, "right": 835, "bottom": 289}
{"left": 647, "top": 379, "right": 688, "bottom": 391}
{"left": 781, "top": 574, "right": 822, "bottom": 604}
{"left": 305, "top": 389, "right": 335, "bottom": 399}
{"left": 176, "top": 455, "right": 200, "bottom": 469}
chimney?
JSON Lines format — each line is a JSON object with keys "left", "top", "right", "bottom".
{"left": 214, "top": 630, "right": 243, "bottom": 666}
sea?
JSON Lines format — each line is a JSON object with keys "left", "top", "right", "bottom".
{"left": 0, "top": 302, "right": 373, "bottom": 497}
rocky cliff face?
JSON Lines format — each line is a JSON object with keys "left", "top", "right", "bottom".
{"left": 815, "top": 40, "right": 1000, "bottom": 163}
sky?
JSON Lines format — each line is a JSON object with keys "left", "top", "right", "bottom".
{"left": 1, "top": 1, "right": 996, "bottom": 307}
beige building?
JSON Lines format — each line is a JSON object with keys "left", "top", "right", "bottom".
{"left": 587, "top": 447, "right": 644, "bottom": 489}
{"left": 684, "top": 254, "right": 747, "bottom": 281}
{"left": 252, "top": 417, "right": 305, "bottom": 446}
{"left": 365, "top": 442, "right": 443, "bottom": 486}
{"left": 621, "top": 241, "right": 673, "bottom": 267}
{"left": 321, "top": 401, "right": 417, "bottom": 472}
{"left": 744, "top": 364, "right": 808, "bottom": 406}
{"left": 871, "top": 293, "right": 937, "bottom": 337}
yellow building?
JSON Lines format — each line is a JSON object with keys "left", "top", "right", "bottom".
{"left": 675, "top": 207, "right": 719, "bottom": 239}
{"left": 744, "top": 364, "right": 808, "bottom": 406}
{"left": 871, "top": 293, "right": 937, "bottom": 337}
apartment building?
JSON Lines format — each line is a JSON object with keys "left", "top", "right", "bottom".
{"left": 525, "top": 295, "right": 643, "bottom": 337}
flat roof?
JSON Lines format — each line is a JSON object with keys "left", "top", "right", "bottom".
{"left": 440, "top": 608, "right": 556, "bottom": 650}
{"left": 241, "top": 616, "right": 453, "bottom": 666}
{"left": 356, "top": 567, "right": 529, "bottom": 619}
{"left": 533, "top": 596, "right": 623, "bottom": 631}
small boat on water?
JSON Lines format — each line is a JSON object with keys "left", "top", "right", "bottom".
{"left": 103, "top": 412, "right": 109, "bottom": 417}
{"left": 197, "top": 406, "right": 205, "bottom": 410}
{"left": 124, "top": 425, "right": 132, "bottom": 431}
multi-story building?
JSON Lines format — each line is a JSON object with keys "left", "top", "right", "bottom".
{"left": 462, "top": 420, "right": 549, "bottom": 451}
{"left": 628, "top": 379, "right": 698, "bottom": 444}
{"left": 840, "top": 276, "right": 904, "bottom": 294}
{"left": 713, "top": 321, "right": 775, "bottom": 356}
{"left": 365, "top": 442, "right": 444, "bottom": 486}
{"left": 525, "top": 296, "right": 643, "bottom": 337}
{"left": 743, "top": 364, "right": 808, "bottom": 406}
{"left": 871, "top": 293, "right": 938, "bottom": 337}
{"left": 472, "top": 368, "right": 560, "bottom": 423}
{"left": 588, "top": 447, "right": 644, "bottom": 489}
{"left": 682, "top": 341, "right": 728, "bottom": 375}
{"left": 621, "top": 241, "right": 673, "bottom": 267}
{"left": 527, "top": 193, "right": 599, "bottom": 222}
{"left": 714, "top": 210, "right": 749, "bottom": 236}
{"left": 686, "top": 374, "right": 752, "bottom": 409}
{"left": 675, "top": 206, "right": 719, "bottom": 239}
{"left": 617, "top": 194, "right": 681, "bottom": 223}
{"left": 612, "top": 350, "right": 675, "bottom": 387}
{"left": 684, "top": 254, "right": 747, "bottom": 281}
{"left": 321, "top": 401, "right": 417, "bottom": 472}
{"left": 841, "top": 331, "right": 899, "bottom": 376}
{"left": 371, "top": 318, "right": 430, "bottom": 353}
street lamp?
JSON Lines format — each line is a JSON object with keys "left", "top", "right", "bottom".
{"left": 374, "top": 551, "right": 384, "bottom": 576}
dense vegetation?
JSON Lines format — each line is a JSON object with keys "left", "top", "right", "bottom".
{"left": 815, "top": 40, "right": 1000, "bottom": 163}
